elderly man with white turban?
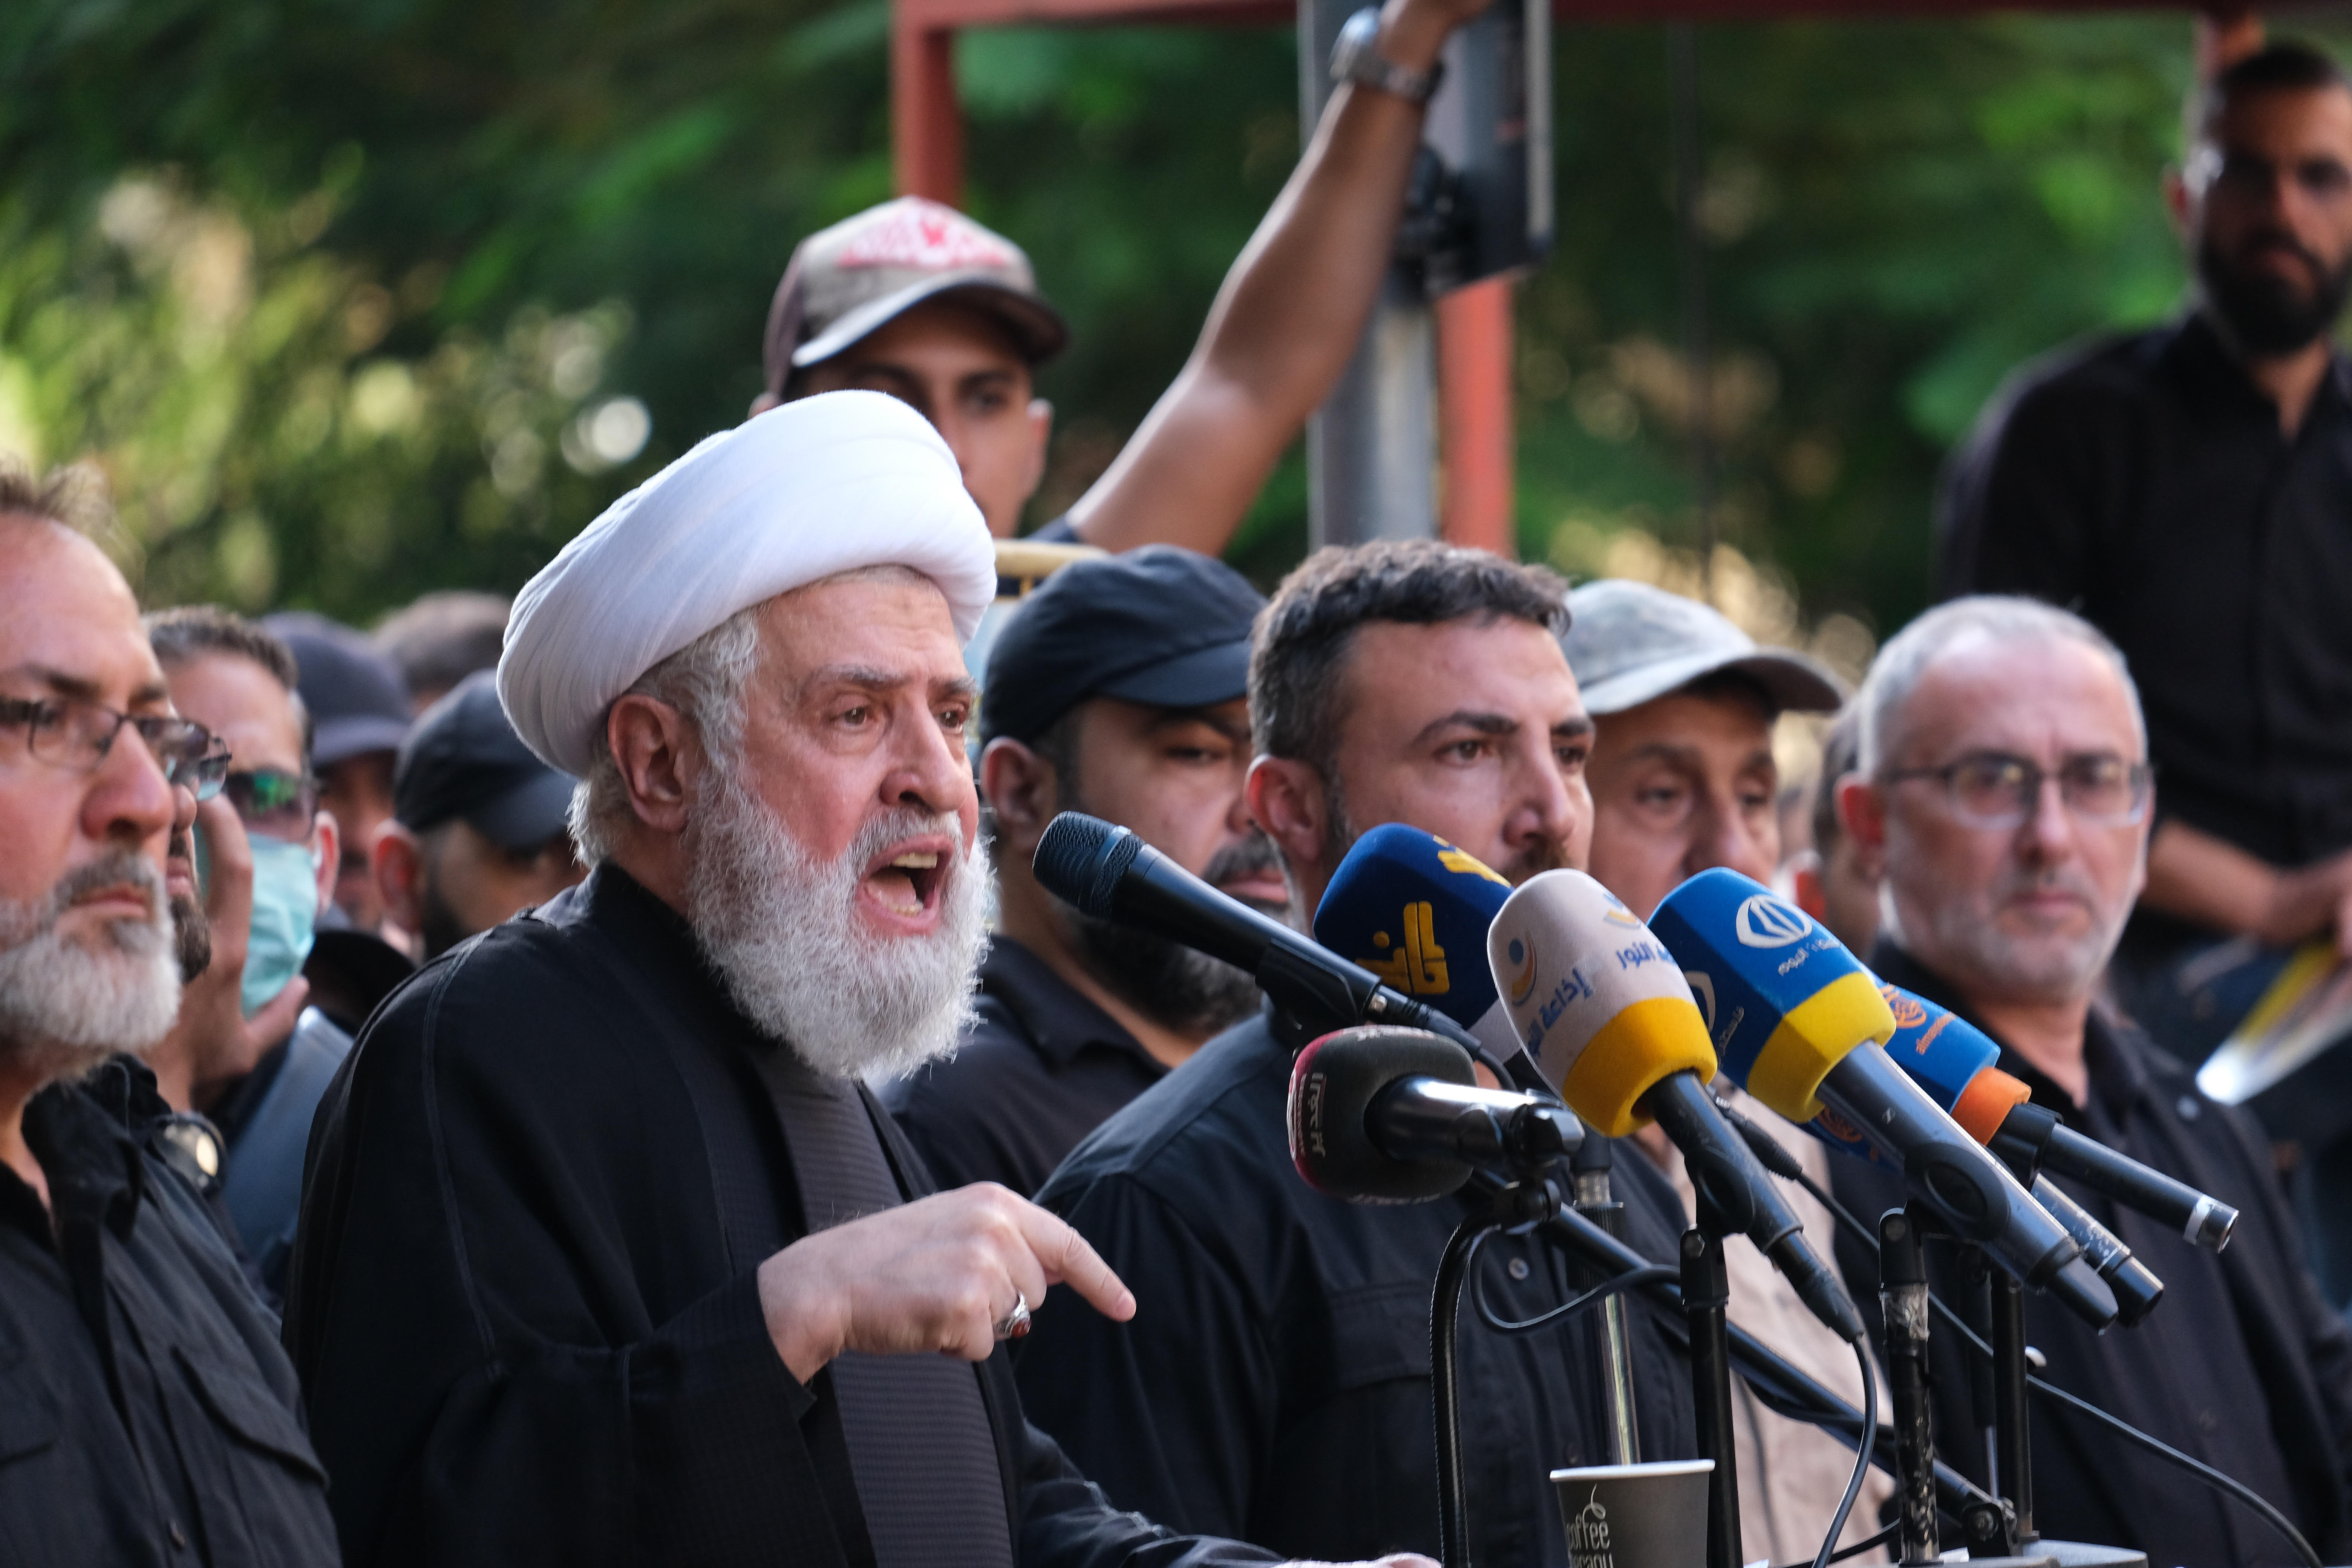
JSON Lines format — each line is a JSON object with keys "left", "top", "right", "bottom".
{"left": 285, "top": 393, "right": 1430, "bottom": 1568}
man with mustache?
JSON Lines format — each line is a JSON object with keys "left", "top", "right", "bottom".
{"left": 1830, "top": 595, "right": 2352, "bottom": 1566}
{"left": 285, "top": 394, "right": 1427, "bottom": 1568}
{"left": 1018, "top": 541, "right": 1706, "bottom": 1565}
{"left": 885, "top": 545, "right": 1281, "bottom": 1196}
{"left": 1940, "top": 49, "right": 2352, "bottom": 1098}
{"left": 0, "top": 465, "right": 338, "bottom": 1563}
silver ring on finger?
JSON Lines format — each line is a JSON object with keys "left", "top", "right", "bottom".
{"left": 993, "top": 1291, "right": 1031, "bottom": 1341}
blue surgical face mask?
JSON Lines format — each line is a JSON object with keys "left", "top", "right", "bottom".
{"left": 242, "top": 836, "right": 321, "bottom": 1017}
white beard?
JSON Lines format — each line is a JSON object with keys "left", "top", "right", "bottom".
{"left": 683, "top": 763, "right": 990, "bottom": 1082}
{"left": 0, "top": 850, "right": 182, "bottom": 1086}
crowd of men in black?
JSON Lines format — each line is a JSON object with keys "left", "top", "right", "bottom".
{"left": 6, "top": 18, "right": 2352, "bottom": 1568}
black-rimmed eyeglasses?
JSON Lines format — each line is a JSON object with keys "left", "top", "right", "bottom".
{"left": 0, "top": 693, "right": 227, "bottom": 799}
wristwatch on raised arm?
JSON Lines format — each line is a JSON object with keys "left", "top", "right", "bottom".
{"left": 1329, "top": 6, "right": 1444, "bottom": 105}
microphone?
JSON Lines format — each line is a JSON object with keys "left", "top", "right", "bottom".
{"left": 1824, "top": 985, "right": 2165, "bottom": 1324}
{"left": 1314, "top": 824, "right": 1524, "bottom": 1061}
{"left": 1487, "top": 870, "right": 1866, "bottom": 1343}
{"left": 1648, "top": 868, "right": 2117, "bottom": 1330}
{"left": 1287, "top": 1026, "right": 1582, "bottom": 1202}
{"left": 1858, "top": 984, "right": 2236, "bottom": 1253}
{"left": 1034, "top": 812, "right": 1484, "bottom": 1053}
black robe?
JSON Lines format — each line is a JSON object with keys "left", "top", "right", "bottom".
{"left": 283, "top": 865, "right": 1274, "bottom": 1568}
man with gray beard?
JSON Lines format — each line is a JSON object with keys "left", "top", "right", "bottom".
{"left": 1827, "top": 594, "right": 2352, "bottom": 1566}
{"left": 0, "top": 466, "right": 338, "bottom": 1565}
{"left": 285, "top": 394, "right": 1429, "bottom": 1568}
{"left": 887, "top": 545, "right": 1280, "bottom": 1196}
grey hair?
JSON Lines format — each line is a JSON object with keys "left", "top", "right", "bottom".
{"left": 569, "top": 606, "right": 763, "bottom": 866}
{"left": 1856, "top": 595, "right": 2145, "bottom": 775}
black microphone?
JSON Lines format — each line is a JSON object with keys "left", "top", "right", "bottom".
{"left": 1991, "top": 1101, "right": 2237, "bottom": 1253}
{"left": 1287, "top": 1026, "right": 1582, "bottom": 1202}
{"left": 1717, "top": 1096, "right": 2164, "bottom": 1329}
{"left": 1035, "top": 812, "right": 1499, "bottom": 1058}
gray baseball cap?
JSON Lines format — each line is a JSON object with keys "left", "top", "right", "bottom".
{"left": 1561, "top": 579, "right": 1845, "bottom": 717}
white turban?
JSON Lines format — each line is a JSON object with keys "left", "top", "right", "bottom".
{"left": 499, "top": 390, "right": 995, "bottom": 776}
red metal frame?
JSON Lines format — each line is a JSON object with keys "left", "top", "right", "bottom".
{"left": 896, "top": 0, "right": 2257, "bottom": 554}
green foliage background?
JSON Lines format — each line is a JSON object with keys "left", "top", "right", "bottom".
{"left": 3, "top": 2, "right": 2333, "bottom": 636}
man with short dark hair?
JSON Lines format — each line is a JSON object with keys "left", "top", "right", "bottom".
{"left": 147, "top": 606, "right": 351, "bottom": 1297}
{"left": 1020, "top": 540, "right": 1703, "bottom": 1566}
{"left": 0, "top": 467, "right": 338, "bottom": 1564}
{"left": 1941, "top": 40, "right": 2352, "bottom": 1051}
{"left": 755, "top": 0, "right": 1486, "bottom": 555}
{"left": 885, "top": 546, "right": 1277, "bottom": 1196}
{"left": 1833, "top": 594, "right": 2352, "bottom": 1567}
{"left": 371, "top": 669, "right": 582, "bottom": 962}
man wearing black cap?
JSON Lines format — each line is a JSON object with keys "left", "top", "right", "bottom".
{"left": 882, "top": 545, "right": 1281, "bottom": 1196}
{"left": 372, "top": 670, "right": 584, "bottom": 962}
{"left": 265, "top": 611, "right": 413, "bottom": 933}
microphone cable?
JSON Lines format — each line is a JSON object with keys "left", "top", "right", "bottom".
{"left": 1459, "top": 1232, "right": 1879, "bottom": 1568}
{"left": 1751, "top": 1139, "right": 2324, "bottom": 1568}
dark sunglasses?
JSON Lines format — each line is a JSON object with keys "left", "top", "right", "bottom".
{"left": 223, "top": 767, "right": 320, "bottom": 842}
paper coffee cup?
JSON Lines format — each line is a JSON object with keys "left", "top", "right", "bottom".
{"left": 1551, "top": 1459, "right": 1715, "bottom": 1568}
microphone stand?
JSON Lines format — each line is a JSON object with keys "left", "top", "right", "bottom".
{"left": 1681, "top": 1204, "right": 1742, "bottom": 1568}
{"left": 1433, "top": 1168, "right": 1569, "bottom": 1568}
{"left": 1570, "top": 1138, "right": 1642, "bottom": 1465}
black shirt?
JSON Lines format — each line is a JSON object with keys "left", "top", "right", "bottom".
{"left": 0, "top": 1057, "right": 337, "bottom": 1568}
{"left": 883, "top": 938, "right": 1168, "bottom": 1196}
{"left": 285, "top": 864, "right": 1277, "bottom": 1568}
{"left": 1021, "top": 1009, "right": 1703, "bottom": 1565}
{"left": 1940, "top": 312, "right": 2352, "bottom": 870}
{"left": 1830, "top": 943, "right": 2352, "bottom": 1566}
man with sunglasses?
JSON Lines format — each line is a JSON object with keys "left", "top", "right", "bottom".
{"left": 1829, "top": 594, "right": 2352, "bottom": 1567}
{"left": 147, "top": 606, "right": 354, "bottom": 1296}
{"left": 0, "top": 471, "right": 337, "bottom": 1563}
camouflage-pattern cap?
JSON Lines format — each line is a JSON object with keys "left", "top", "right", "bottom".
{"left": 761, "top": 196, "right": 1069, "bottom": 398}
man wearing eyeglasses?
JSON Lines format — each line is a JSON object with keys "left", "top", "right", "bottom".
{"left": 1829, "top": 594, "right": 2352, "bottom": 1568}
{"left": 0, "top": 469, "right": 338, "bottom": 1563}
{"left": 146, "top": 605, "right": 352, "bottom": 1297}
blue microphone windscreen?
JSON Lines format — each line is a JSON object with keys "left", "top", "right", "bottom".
{"left": 1647, "top": 867, "right": 1893, "bottom": 1124}
{"left": 1314, "top": 824, "right": 1512, "bottom": 1031}
{"left": 1879, "top": 985, "right": 2001, "bottom": 1111}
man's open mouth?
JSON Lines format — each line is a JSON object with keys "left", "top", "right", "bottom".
{"left": 864, "top": 843, "right": 951, "bottom": 919}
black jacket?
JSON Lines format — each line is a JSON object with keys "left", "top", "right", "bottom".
{"left": 1830, "top": 943, "right": 2352, "bottom": 1567}
{"left": 284, "top": 865, "right": 1275, "bottom": 1568}
{"left": 0, "top": 1057, "right": 337, "bottom": 1567}
{"left": 1023, "top": 1009, "right": 1701, "bottom": 1565}
{"left": 884, "top": 937, "right": 1169, "bottom": 1197}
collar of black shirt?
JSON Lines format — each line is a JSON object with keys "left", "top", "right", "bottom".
{"left": 977, "top": 937, "right": 1164, "bottom": 1075}
{"left": 6, "top": 1057, "right": 165, "bottom": 1245}
{"left": 1867, "top": 937, "right": 2168, "bottom": 1135}
{"left": 2161, "top": 308, "right": 2352, "bottom": 431}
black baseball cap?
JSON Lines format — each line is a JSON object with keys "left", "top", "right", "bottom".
{"left": 264, "top": 611, "right": 413, "bottom": 766}
{"left": 395, "top": 671, "right": 577, "bottom": 848}
{"left": 980, "top": 545, "right": 1266, "bottom": 746}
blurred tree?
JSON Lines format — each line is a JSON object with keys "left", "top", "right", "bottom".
{"left": 2, "top": 1, "right": 2341, "bottom": 637}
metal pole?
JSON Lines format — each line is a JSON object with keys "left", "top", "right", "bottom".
{"left": 1880, "top": 1208, "right": 1940, "bottom": 1566}
{"left": 1681, "top": 1223, "right": 1742, "bottom": 1568}
{"left": 1571, "top": 1139, "right": 1642, "bottom": 1465}
{"left": 1300, "top": 0, "right": 1439, "bottom": 548}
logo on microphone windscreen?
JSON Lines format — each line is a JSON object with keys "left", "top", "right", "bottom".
{"left": 1364, "top": 901, "right": 1450, "bottom": 996}
{"left": 1504, "top": 935, "right": 1538, "bottom": 1006}
{"left": 1599, "top": 890, "right": 1643, "bottom": 929}
{"left": 1733, "top": 893, "right": 1813, "bottom": 949}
